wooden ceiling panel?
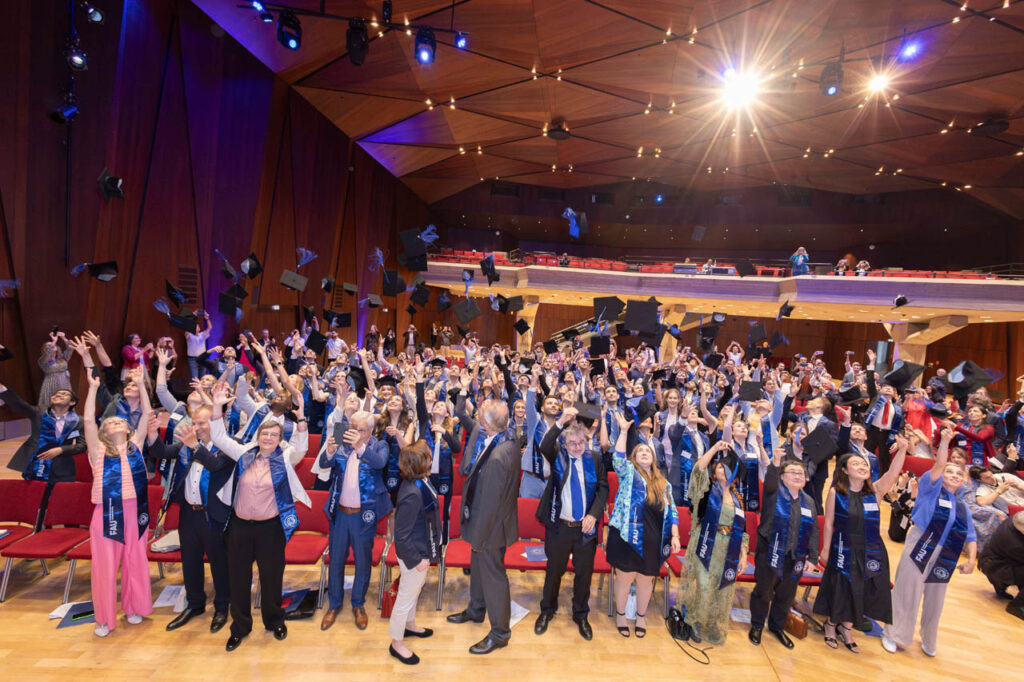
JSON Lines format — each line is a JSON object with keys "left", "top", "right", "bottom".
{"left": 573, "top": 110, "right": 708, "bottom": 150}
{"left": 363, "top": 107, "right": 536, "bottom": 146}
{"left": 762, "top": 104, "right": 940, "bottom": 153}
{"left": 357, "top": 142, "right": 459, "bottom": 177}
{"left": 295, "top": 87, "right": 426, "bottom": 139}
{"left": 402, "top": 176, "right": 483, "bottom": 203}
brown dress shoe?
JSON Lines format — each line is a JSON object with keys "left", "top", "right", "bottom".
{"left": 320, "top": 608, "right": 340, "bottom": 631}
{"left": 353, "top": 606, "right": 368, "bottom": 630}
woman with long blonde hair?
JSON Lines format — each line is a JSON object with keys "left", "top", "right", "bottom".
{"left": 606, "top": 411, "right": 680, "bottom": 638}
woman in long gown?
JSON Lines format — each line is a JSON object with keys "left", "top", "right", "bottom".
{"left": 814, "top": 435, "right": 907, "bottom": 652}
{"left": 678, "top": 438, "right": 750, "bottom": 645}
{"left": 37, "top": 334, "right": 73, "bottom": 409}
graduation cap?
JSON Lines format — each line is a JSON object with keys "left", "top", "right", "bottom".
{"left": 624, "top": 299, "right": 660, "bottom": 334}
{"left": 638, "top": 324, "right": 666, "bottom": 348}
{"left": 514, "top": 318, "right": 531, "bottom": 336}
{"left": 0, "top": 345, "right": 12, "bottom": 362}
{"left": 241, "top": 253, "right": 263, "bottom": 279}
{"left": 302, "top": 305, "right": 315, "bottom": 325}
{"left": 165, "top": 280, "right": 186, "bottom": 307}
{"left": 647, "top": 295, "right": 662, "bottom": 307}
{"left": 573, "top": 401, "right": 602, "bottom": 428}
{"left": 564, "top": 327, "right": 580, "bottom": 340}
{"left": 777, "top": 301, "right": 795, "bottom": 319}
{"left": 428, "top": 357, "right": 448, "bottom": 368}
{"left": 321, "top": 277, "right": 335, "bottom": 293}
{"left": 406, "top": 304, "right": 418, "bottom": 316}
{"left": 343, "top": 282, "right": 358, "bottom": 296}
{"left": 593, "top": 296, "right": 625, "bottom": 321}
{"left": 507, "top": 296, "right": 524, "bottom": 312}
{"left": 304, "top": 330, "right": 327, "bottom": 355}
{"left": 345, "top": 367, "right": 368, "bottom": 396}
{"left": 748, "top": 322, "right": 767, "bottom": 347}
{"left": 836, "top": 385, "right": 867, "bottom": 406}
{"left": 801, "top": 425, "right": 837, "bottom": 464}
{"left": 457, "top": 324, "right": 471, "bottom": 337}
{"left": 437, "top": 292, "right": 451, "bottom": 313}
{"left": 71, "top": 261, "right": 118, "bottom": 282}
{"left": 518, "top": 357, "right": 537, "bottom": 374}
{"left": 227, "top": 283, "right": 248, "bottom": 300}
{"left": 479, "top": 256, "right": 500, "bottom": 285}
{"left": 589, "top": 335, "right": 611, "bottom": 356}
{"left": 589, "top": 358, "right": 608, "bottom": 376}
{"left": 704, "top": 352, "right": 724, "bottom": 370}
{"left": 769, "top": 330, "right": 788, "bottom": 350}
{"left": 739, "top": 381, "right": 763, "bottom": 402}
{"left": 366, "top": 294, "right": 383, "bottom": 308}
{"left": 280, "top": 270, "right": 309, "bottom": 292}
{"left": 399, "top": 229, "right": 429, "bottom": 272}
{"left": 944, "top": 360, "right": 994, "bottom": 395}
{"left": 410, "top": 283, "right": 431, "bottom": 307}
{"left": 543, "top": 339, "right": 559, "bottom": 355}
{"left": 410, "top": 274, "right": 426, "bottom": 288}
{"left": 735, "top": 259, "right": 755, "bottom": 277}
{"left": 883, "top": 361, "right": 926, "bottom": 394}
{"left": 454, "top": 297, "right": 481, "bottom": 325}
{"left": 218, "top": 292, "right": 243, "bottom": 316}
{"left": 324, "top": 310, "right": 350, "bottom": 328}
{"left": 697, "top": 322, "right": 720, "bottom": 350}
{"left": 398, "top": 252, "right": 428, "bottom": 272}
{"left": 382, "top": 271, "right": 406, "bottom": 297}
{"left": 667, "top": 324, "right": 684, "bottom": 340}
{"left": 376, "top": 375, "right": 399, "bottom": 390}
{"left": 893, "top": 294, "right": 909, "bottom": 308}
{"left": 632, "top": 398, "right": 658, "bottom": 426}
{"left": 220, "top": 260, "right": 237, "bottom": 279}
{"left": 711, "top": 312, "right": 727, "bottom": 324}
{"left": 926, "top": 401, "right": 952, "bottom": 419}
{"left": 169, "top": 311, "right": 199, "bottom": 331}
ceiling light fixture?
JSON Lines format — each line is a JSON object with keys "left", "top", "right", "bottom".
{"left": 719, "top": 67, "right": 760, "bottom": 108}
{"left": 415, "top": 27, "right": 436, "bottom": 64}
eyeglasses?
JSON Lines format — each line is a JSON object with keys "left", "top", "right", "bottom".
{"left": 565, "top": 440, "right": 587, "bottom": 448}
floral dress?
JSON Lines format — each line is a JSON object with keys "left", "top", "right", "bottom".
{"left": 37, "top": 347, "right": 73, "bottom": 409}
{"left": 963, "top": 477, "right": 1007, "bottom": 554}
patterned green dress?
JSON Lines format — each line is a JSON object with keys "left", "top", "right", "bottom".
{"left": 677, "top": 464, "right": 749, "bottom": 645}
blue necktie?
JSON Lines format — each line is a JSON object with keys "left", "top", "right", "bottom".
{"left": 569, "top": 459, "right": 584, "bottom": 521}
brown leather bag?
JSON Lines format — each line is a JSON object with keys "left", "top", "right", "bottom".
{"left": 381, "top": 576, "right": 401, "bottom": 618}
{"left": 784, "top": 611, "right": 808, "bottom": 639}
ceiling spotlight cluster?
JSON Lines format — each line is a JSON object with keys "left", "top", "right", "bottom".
{"left": 719, "top": 67, "right": 761, "bottom": 108}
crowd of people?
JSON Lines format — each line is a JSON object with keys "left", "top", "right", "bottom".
{"left": 2, "top": 314, "right": 1023, "bottom": 664}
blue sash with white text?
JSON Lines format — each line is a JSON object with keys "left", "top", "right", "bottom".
{"left": 325, "top": 447, "right": 378, "bottom": 529}
{"left": 768, "top": 488, "right": 815, "bottom": 578}
{"left": 102, "top": 444, "right": 149, "bottom": 543}
{"left": 550, "top": 451, "right": 598, "bottom": 541}
{"left": 695, "top": 484, "right": 746, "bottom": 587}
{"left": 910, "top": 490, "right": 969, "bottom": 583}
{"left": 833, "top": 491, "right": 884, "bottom": 580}
{"left": 24, "top": 411, "right": 81, "bottom": 482}
{"left": 234, "top": 446, "right": 300, "bottom": 540}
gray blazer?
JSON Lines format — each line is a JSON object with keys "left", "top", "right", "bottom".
{"left": 461, "top": 437, "right": 520, "bottom": 550}
{"left": 455, "top": 391, "right": 484, "bottom": 476}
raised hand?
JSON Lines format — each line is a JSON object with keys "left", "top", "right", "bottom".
{"left": 177, "top": 424, "right": 199, "bottom": 449}
{"left": 83, "top": 330, "right": 101, "bottom": 347}
{"left": 211, "top": 381, "right": 232, "bottom": 407}
{"left": 67, "top": 336, "right": 90, "bottom": 357}
{"left": 157, "top": 347, "right": 172, "bottom": 367}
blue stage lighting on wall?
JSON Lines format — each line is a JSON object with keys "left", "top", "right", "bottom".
{"left": 415, "top": 27, "right": 436, "bottom": 64}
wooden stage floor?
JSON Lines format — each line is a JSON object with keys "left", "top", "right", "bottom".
{"left": 0, "top": 439, "right": 1018, "bottom": 681}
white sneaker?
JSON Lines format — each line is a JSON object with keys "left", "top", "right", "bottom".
{"left": 126, "top": 614, "right": 143, "bottom": 625}
{"left": 94, "top": 624, "right": 110, "bottom": 637}
{"left": 881, "top": 635, "right": 898, "bottom": 653}
{"left": 921, "top": 643, "right": 936, "bottom": 657}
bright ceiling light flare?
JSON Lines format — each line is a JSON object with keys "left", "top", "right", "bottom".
{"left": 719, "top": 67, "right": 761, "bottom": 109}
{"left": 868, "top": 73, "right": 890, "bottom": 94}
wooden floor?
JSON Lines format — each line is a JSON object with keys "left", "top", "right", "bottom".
{"left": 0, "top": 439, "right": 1019, "bottom": 681}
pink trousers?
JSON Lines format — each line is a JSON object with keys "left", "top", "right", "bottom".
{"left": 89, "top": 499, "right": 153, "bottom": 629}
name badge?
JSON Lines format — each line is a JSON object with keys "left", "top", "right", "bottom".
{"left": 735, "top": 507, "right": 746, "bottom": 520}
{"left": 938, "top": 498, "right": 952, "bottom": 508}
{"left": 746, "top": 452, "right": 758, "bottom": 460}
{"left": 863, "top": 502, "right": 879, "bottom": 512}
{"left": 800, "top": 507, "right": 813, "bottom": 517}
{"left": 170, "top": 413, "right": 184, "bottom": 422}
{"left": 67, "top": 430, "right": 80, "bottom": 439}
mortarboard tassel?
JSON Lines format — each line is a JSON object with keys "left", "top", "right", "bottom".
{"left": 462, "top": 269, "right": 472, "bottom": 296}
{"left": 71, "top": 263, "right": 88, "bottom": 277}
{"left": 153, "top": 298, "right": 171, "bottom": 316}
{"left": 489, "top": 293, "right": 499, "bottom": 311}
{"left": 420, "top": 224, "right": 439, "bottom": 244}
{"left": 0, "top": 279, "right": 19, "bottom": 298}
{"left": 296, "top": 247, "right": 318, "bottom": 268}
{"left": 562, "top": 207, "right": 579, "bottom": 239}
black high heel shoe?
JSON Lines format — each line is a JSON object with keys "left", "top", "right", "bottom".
{"left": 836, "top": 623, "right": 860, "bottom": 654}
{"left": 634, "top": 611, "right": 647, "bottom": 639}
{"left": 823, "top": 621, "right": 839, "bottom": 650}
{"left": 615, "top": 611, "right": 631, "bottom": 638}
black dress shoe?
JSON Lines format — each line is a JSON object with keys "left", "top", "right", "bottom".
{"left": 447, "top": 610, "right": 484, "bottom": 624}
{"left": 166, "top": 607, "right": 205, "bottom": 631}
{"left": 272, "top": 624, "right": 287, "bottom": 641}
{"left": 1007, "top": 603, "right": 1024, "bottom": 622}
{"left": 573, "top": 617, "right": 593, "bottom": 641}
{"left": 469, "top": 634, "right": 508, "bottom": 655}
{"left": 534, "top": 612, "right": 553, "bottom": 635}
{"left": 389, "top": 644, "right": 420, "bottom": 665}
{"left": 769, "top": 628, "right": 795, "bottom": 649}
{"left": 749, "top": 625, "right": 763, "bottom": 645}
{"left": 225, "top": 634, "right": 246, "bottom": 652}
{"left": 210, "top": 611, "right": 228, "bottom": 634}
{"left": 404, "top": 627, "right": 433, "bottom": 638}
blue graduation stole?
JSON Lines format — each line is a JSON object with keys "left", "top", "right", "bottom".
{"left": 424, "top": 429, "right": 453, "bottom": 495}
{"left": 530, "top": 420, "right": 548, "bottom": 477}
{"left": 733, "top": 439, "right": 761, "bottom": 512}
{"left": 910, "top": 490, "right": 969, "bottom": 583}
{"left": 761, "top": 416, "right": 773, "bottom": 449}
{"left": 695, "top": 484, "right": 746, "bottom": 587}
{"left": 101, "top": 443, "right": 149, "bottom": 543}
{"left": 115, "top": 397, "right": 141, "bottom": 429}
{"left": 158, "top": 403, "right": 190, "bottom": 479}
{"left": 832, "top": 491, "right": 884, "bottom": 580}
{"left": 236, "top": 404, "right": 294, "bottom": 444}
{"left": 384, "top": 434, "right": 402, "bottom": 493}
{"left": 962, "top": 424, "right": 987, "bottom": 466}
{"left": 768, "top": 487, "right": 815, "bottom": 579}
{"left": 623, "top": 469, "right": 673, "bottom": 561}
{"left": 864, "top": 395, "right": 890, "bottom": 427}
{"left": 604, "top": 408, "right": 621, "bottom": 449}
{"left": 462, "top": 431, "right": 509, "bottom": 523}
{"left": 549, "top": 451, "right": 598, "bottom": 541}
{"left": 468, "top": 430, "right": 488, "bottom": 469}
{"left": 24, "top": 410, "right": 81, "bottom": 482}
{"left": 226, "top": 403, "right": 243, "bottom": 437}
{"left": 325, "top": 446, "right": 379, "bottom": 529}
{"left": 166, "top": 444, "right": 212, "bottom": 511}
{"left": 234, "top": 446, "right": 300, "bottom": 540}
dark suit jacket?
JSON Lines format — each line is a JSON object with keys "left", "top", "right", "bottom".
{"left": 535, "top": 423, "right": 608, "bottom": 537}
{"left": 461, "top": 435, "right": 519, "bottom": 550}
{"left": 455, "top": 391, "right": 484, "bottom": 476}
{"left": 2, "top": 389, "right": 86, "bottom": 480}
{"left": 394, "top": 479, "right": 442, "bottom": 566}
{"left": 188, "top": 443, "right": 237, "bottom": 526}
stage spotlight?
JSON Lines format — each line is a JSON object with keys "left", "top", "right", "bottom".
{"left": 48, "top": 98, "right": 79, "bottom": 125}
{"left": 819, "top": 61, "right": 842, "bottom": 96}
{"left": 80, "top": 2, "right": 105, "bottom": 24}
{"left": 455, "top": 32, "right": 468, "bottom": 49}
{"left": 277, "top": 9, "right": 301, "bottom": 50}
{"left": 654, "top": 193, "right": 664, "bottom": 204}
{"left": 382, "top": 0, "right": 392, "bottom": 24}
{"left": 97, "top": 167, "right": 125, "bottom": 202}
{"left": 347, "top": 18, "right": 369, "bottom": 65}
{"left": 415, "top": 27, "right": 435, "bottom": 64}
{"left": 868, "top": 73, "right": 890, "bottom": 93}
{"left": 897, "top": 40, "right": 920, "bottom": 62}
{"left": 65, "top": 38, "right": 88, "bottom": 71}
{"left": 719, "top": 67, "right": 759, "bottom": 108}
